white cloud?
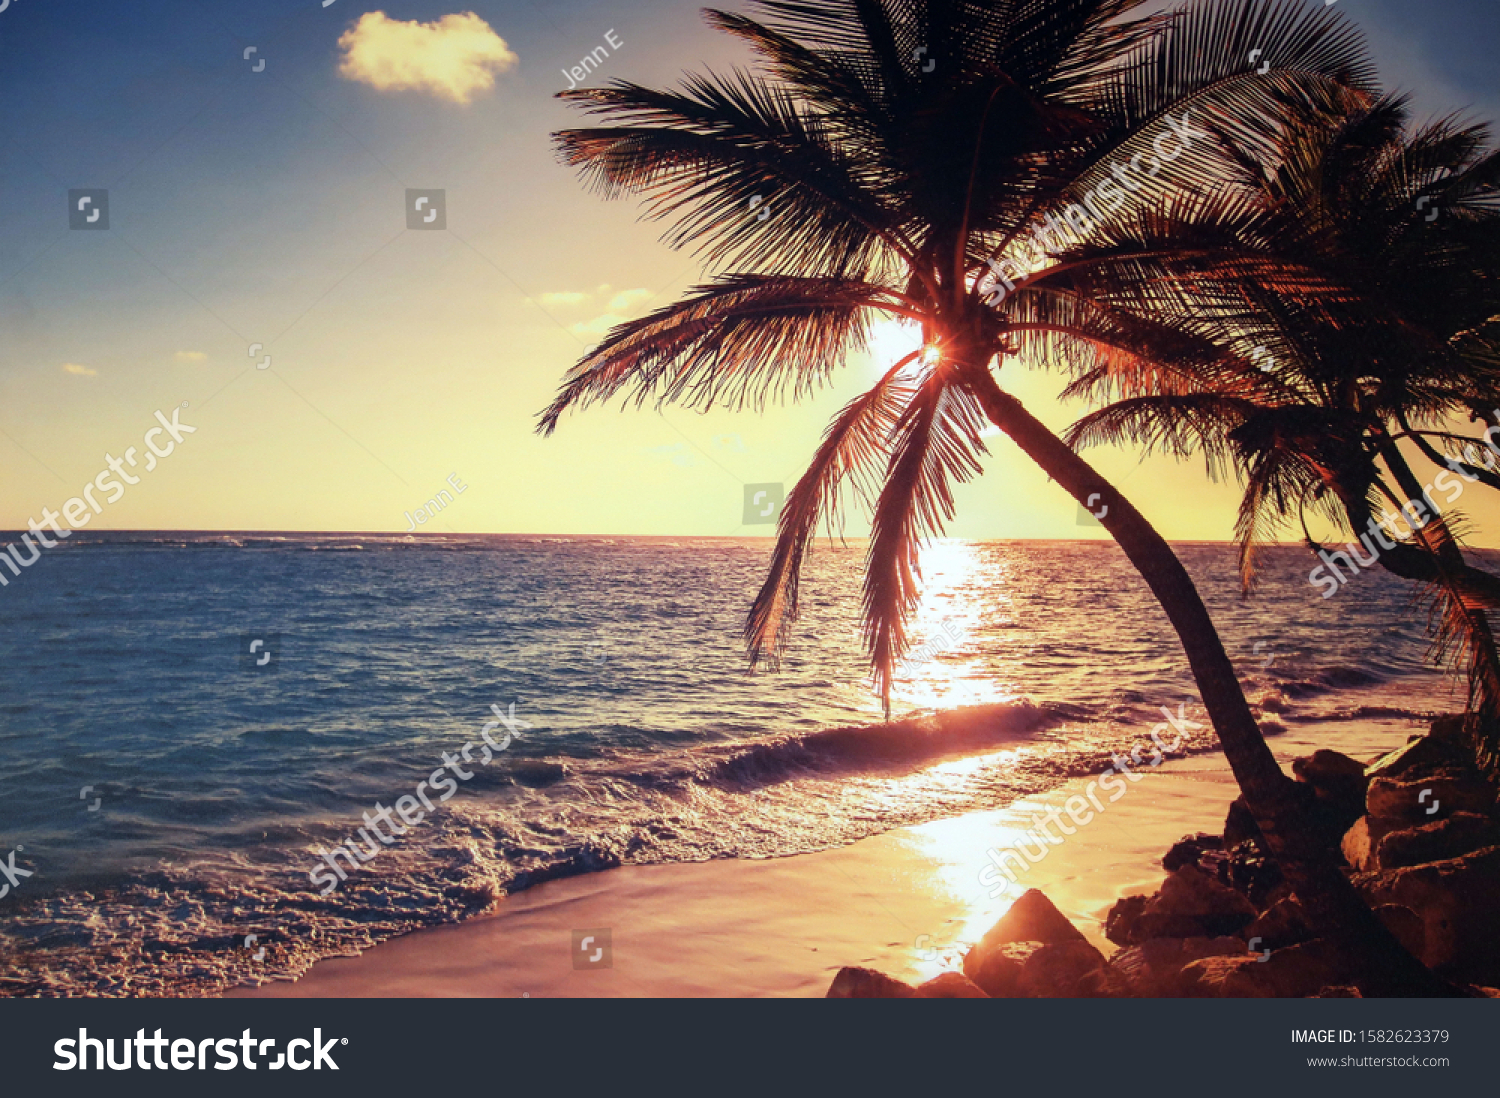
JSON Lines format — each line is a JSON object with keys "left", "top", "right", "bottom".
{"left": 605, "top": 288, "right": 653, "bottom": 313}
{"left": 174, "top": 351, "right": 208, "bottom": 364}
{"left": 337, "top": 12, "right": 518, "bottom": 105}
{"left": 61, "top": 362, "right": 97, "bottom": 376}
{"left": 534, "top": 284, "right": 655, "bottom": 341}
{"left": 537, "top": 291, "right": 590, "bottom": 308}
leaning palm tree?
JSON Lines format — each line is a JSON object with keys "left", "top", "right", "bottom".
{"left": 538, "top": 0, "right": 1446, "bottom": 993}
{"left": 1062, "top": 90, "right": 1500, "bottom": 780}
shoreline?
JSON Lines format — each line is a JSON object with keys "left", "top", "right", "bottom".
{"left": 228, "top": 715, "right": 1421, "bottom": 998}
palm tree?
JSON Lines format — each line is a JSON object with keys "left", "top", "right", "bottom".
{"left": 538, "top": 0, "right": 1447, "bottom": 993}
{"left": 1062, "top": 91, "right": 1500, "bottom": 780}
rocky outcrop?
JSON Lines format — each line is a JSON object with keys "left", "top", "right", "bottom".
{"left": 1366, "top": 775, "right": 1495, "bottom": 823}
{"left": 1126, "top": 866, "right": 1257, "bottom": 941}
{"left": 1341, "top": 816, "right": 1400, "bottom": 872}
{"left": 1293, "top": 749, "right": 1369, "bottom": 833}
{"left": 961, "top": 890, "right": 1086, "bottom": 996}
{"left": 1355, "top": 845, "right": 1500, "bottom": 984}
{"left": 1016, "top": 940, "right": 1112, "bottom": 998}
{"left": 1163, "top": 833, "right": 1222, "bottom": 873}
{"left": 1374, "top": 904, "right": 1426, "bottom": 960}
{"left": 826, "top": 966, "right": 915, "bottom": 998}
{"left": 973, "top": 889, "right": 1087, "bottom": 948}
{"left": 962, "top": 940, "right": 1042, "bottom": 997}
{"left": 828, "top": 718, "right": 1499, "bottom": 1000}
{"left": 913, "top": 972, "right": 989, "bottom": 998}
{"left": 1108, "top": 936, "right": 1246, "bottom": 997}
{"left": 1366, "top": 723, "right": 1474, "bottom": 783}
{"left": 1104, "top": 894, "right": 1148, "bottom": 946}
{"left": 1377, "top": 813, "right": 1500, "bottom": 870}
{"left": 1180, "top": 939, "right": 1347, "bottom": 998}
{"left": 1242, "top": 896, "right": 1312, "bottom": 952}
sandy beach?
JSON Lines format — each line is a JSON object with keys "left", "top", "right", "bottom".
{"left": 230, "top": 716, "right": 1419, "bottom": 998}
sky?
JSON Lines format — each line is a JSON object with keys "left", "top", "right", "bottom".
{"left": 1, "top": 0, "right": 1498, "bottom": 541}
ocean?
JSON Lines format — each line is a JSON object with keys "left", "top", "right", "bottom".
{"left": 0, "top": 533, "right": 1460, "bottom": 996}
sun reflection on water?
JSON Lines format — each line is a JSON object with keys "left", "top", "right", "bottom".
{"left": 890, "top": 539, "right": 1021, "bottom": 714}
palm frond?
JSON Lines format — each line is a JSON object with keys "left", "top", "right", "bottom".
{"left": 745, "top": 353, "right": 919, "bottom": 669}
{"left": 862, "top": 369, "right": 988, "bottom": 713}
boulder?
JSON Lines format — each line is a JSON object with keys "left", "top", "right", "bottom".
{"left": 1313, "top": 986, "right": 1362, "bottom": 998}
{"left": 1132, "top": 866, "right": 1257, "bottom": 940}
{"left": 973, "top": 889, "right": 1087, "bottom": 950}
{"left": 1366, "top": 775, "right": 1494, "bottom": 823}
{"left": 1163, "top": 832, "right": 1222, "bottom": 873}
{"left": 1355, "top": 846, "right": 1500, "bottom": 984}
{"left": 1104, "top": 894, "right": 1149, "bottom": 946}
{"left": 1376, "top": 813, "right": 1500, "bottom": 869}
{"left": 1180, "top": 939, "right": 1347, "bottom": 998}
{"left": 912, "top": 971, "right": 989, "bottom": 998}
{"left": 826, "top": 966, "right": 915, "bottom": 998}
{"left": 1293, "top": 750, "right": 1370, "bottom": 829}
{"left": 1016, "top": 940, "right": 1112, "bottom": 998}
{"left": 1242, "top": 896, "right": 1313, "bottom": 952}
{"left": 1294, "top": 749, "right": 1368, "bottom": 787}
{"left": 1374, "top": 904, "right": 1426, "bottom": 960}
{"left": 1222, "top": 840, "right": 1284, "bottom": 907}
{"left": 1366, "top": 733, "right": 1475, "bottom": 784}
{"left": 962, "top": 940, "right": 1043, "bottom": 997}
{"left": 1342, "top": 816, "right": 1400, "bottom": 872}
{"left": 1108, "top": 936, "right": 1246, "bottom": 997}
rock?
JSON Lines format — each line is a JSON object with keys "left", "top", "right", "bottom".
{"left": 1366, "top": 733, "right": 1475, "bottom": 784}
{"left": 1374, "top": 904, "right": 1425, "bottom": 959}
{"left": 1342, "top": 816, "right": 1401, "bottom": 872}
{"left": 1294, "top": 750, "right": 1370, "bottom": 832}
{"left": 1355, "top": 846, "right": 1500, "bottom": 984}
{"left": 1163, "top": 832, "right": 1222, "bottom": 873}
{"left": 962, "top": 940, "right": 1043, "bottom": 997}
{"left": 1242, "top": 896, "right": 1312, "bottom": 952}
{"left": 1377, "top": 813, "right": 1500, "bottom": 869}
{"left": 1313, "top": 986, "right": 1362, "bottom": 997}
{"left": 1366, "top": 775, "right": 1494, "bottom": 823}
{"left": 1429, "top": 715, "right": 1471, "bottom": 742}
{"left": 1017, "top": 940, "right": 1111, "bottom": 998}
{"left": 1104, "top": 894, "right": 1148, "bottom": 946}
{"left": 1108, "top": 936, "right": 1246, "bottom": 997}
{"left": 973, "top": 889, "right": 1087, "bottom": 949}
{"left": 1224, "top": 797, "right": 1264, "bottom": 851}
{"left": 1132, "top": 866, "right": 1257, "bottom": 940}
{"left": 1222, "top": 841, "right": 1284, "bottom": 907}
{"left": 1180, "top": 939, "right": 1347, "bottom": 998}
{"left": 1295, "top": 749, "right": 1368, "bottom": 786}
{"left": 826, "top": 966, "right": 915, "bottom": 998}
{"left": 912, "top": 971, "right": 989, "bottom": 998}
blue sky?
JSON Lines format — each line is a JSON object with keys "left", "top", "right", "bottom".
{"left": 1, "top": 0, "right": 1497, "bottom": 540}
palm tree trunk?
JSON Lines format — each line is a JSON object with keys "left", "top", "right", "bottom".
{"left": 965, "top": 368, "right": 1455, "bottom": 996}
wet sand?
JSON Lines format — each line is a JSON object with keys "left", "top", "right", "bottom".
{"left": 229, "top": 718, "right": 1414, "bottom": 998}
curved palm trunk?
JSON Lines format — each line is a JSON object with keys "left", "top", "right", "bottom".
{"left": 965, "top": 368, "right": 1454, "bottom": 997}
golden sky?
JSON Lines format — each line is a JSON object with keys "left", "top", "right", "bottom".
{"left": 3, "top": 0, "right": 1498, "bottom": 545}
